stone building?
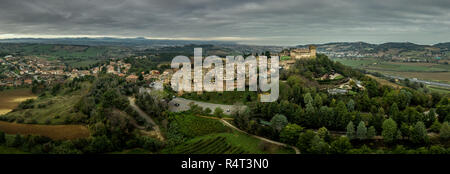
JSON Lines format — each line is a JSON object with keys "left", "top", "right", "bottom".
{"left": 280, "top": 45, "right": 317, "bottom": 59}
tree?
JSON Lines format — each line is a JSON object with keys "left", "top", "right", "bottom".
{"left": 330, "top": 136, "right": 352, "bottom": 154}
{"left": 233, "top": 107, "right": 251, "bottom": 131}
{"left": 314, "top": 94, "right": 323, "bottom": 107}
{"left": 346, "top": 121, "right": 355, "bottom": 140}
{"left": 304, "top": 102, "right": 316, "bottom": 127}
{"left": 213, "top": 107, "right": 224, "bottom": 118}
{"left": 296, "top": 130, "right": 316, "bottom": 153}
{"left": 303, "top": 93, "right": 313, "bottom": 105}
{"left": 411, "top": 121, "right": 428, "bottom": 144}
{"left": 347, "top": 99, "right": 355, "bottom": 112}
{"left": 424, "top": 109, "right": 437, "bottom": 127}
{"left": 310, "top": 135, "right": 330, "bottom": 154}
{"left": 11, "top": 134, "right": 23, "bottom": 147}
{"left": 203, "top": 108, "right": 212, "bottom": 115}
{"left": 390, "top": 103, "right": 400, "bottom": 121}
{"left": 0, "top": 131, "right": 5, "bottom": 144}
{"left": 382, "top": 118, "right": 398, "bottom": 144}
{"left": 317, "top": 127, "right": 331, "bottom": 142}
{"left": 429, "top": 120, "right": 442, "bottom": 133}
{"left": 367, "top": 126, "right": 376, "bottom": 139}
{"left": 270, "top": 114, "right": 288, "bottom": 132}
{"left": 399, "top": 123, "right": 413, "bottom": 139}
{"left": 336, "top": 101, "right": 350, "bottom": 129}
{"left": 440, "top": 122, "right": 450, "bottom": 140}
{"left": 279, "top": 124, "right": 304, "bottom": 145}
{"left": 356, "top": 121, "right": 367, "bottom": 140}
{"left": 89, "top": 135, "right": 113, "bottom": 153}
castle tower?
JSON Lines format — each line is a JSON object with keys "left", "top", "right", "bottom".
{"left": 309, "top": 45, "right": 316, "bottom": 58}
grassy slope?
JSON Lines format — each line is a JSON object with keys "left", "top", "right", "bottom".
{"left": 1, "top": 82, "right": 91, "bottom": 124}
{"left": 171, "top": 114, "right": 230, "bottom": 138}
{"left": 164, "top": 132, "right": 294, "bottom": 154}
{"left": 163, "top": 114, "right": 295, "bottom": 154}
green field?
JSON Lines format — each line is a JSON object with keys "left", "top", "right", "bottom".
{"left": 427, "top": 85, "right": 450, "bottom": 94}
{"left": 281, "top": 56, "right": 291, "bottom": 60}
{"left": 333, "top": 58, "right": 378, "bottom": 68}
{"left": 333, "top": 58, "right": 450, "bottom": 83}
{"left": 64, "top": 59, "right": 102, "bottom": 68}
{"left": 333, "top": 58, "right": 450, "bottom": 72}
{"left": 170, "top": 114, "right": 230, "bottom": 138}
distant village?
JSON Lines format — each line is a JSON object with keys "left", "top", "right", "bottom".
{"left": 0, "top": 55, "right": 174, "bottom": 89}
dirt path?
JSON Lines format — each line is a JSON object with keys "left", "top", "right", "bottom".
{"left": 128, "top": 97, "right": 165, "bottom": 141}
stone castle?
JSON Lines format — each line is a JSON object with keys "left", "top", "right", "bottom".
{"left": 280, "top": 45, "right": 316, "bottom": 59}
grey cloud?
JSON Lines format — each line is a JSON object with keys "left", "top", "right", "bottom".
{"left": 0, "top": 0, "right": 449, "bottom": 45}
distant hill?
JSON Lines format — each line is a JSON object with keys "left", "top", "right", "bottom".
{"left": 0, "top": 37, "right": 236, "bottom": 47}
{"left": 433, "top": 42, "right": 450, "bottom": 51}
{"left": 297, "top": 42, "right": 450, "bottom": 59}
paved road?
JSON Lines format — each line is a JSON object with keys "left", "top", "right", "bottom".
{"left": 128, "top": 97, "right": 165, "bottom": 141}
{"left": 168, "top": 97, "right": 245, "bottom": 115}
{"left": 385, "top": 75, "right": 450, "bottom": 88}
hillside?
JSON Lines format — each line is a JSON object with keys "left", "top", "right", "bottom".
{"left": 298, "top": 42, "right": 450, "bottom": 60}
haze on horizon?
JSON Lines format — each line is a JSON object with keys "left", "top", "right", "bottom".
{"left": 0, "top": 0, "right": 449, "bottom": 46}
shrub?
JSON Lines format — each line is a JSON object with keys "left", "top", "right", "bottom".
{"left": 214, "top": 107, "right": 224, "bottom": 118}
{"left": 203, "top": 108, "right": 212, "bottom": 115}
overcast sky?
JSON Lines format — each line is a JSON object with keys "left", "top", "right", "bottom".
{"left": 0, "top": 0, "right": 449, "bottom": 46}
